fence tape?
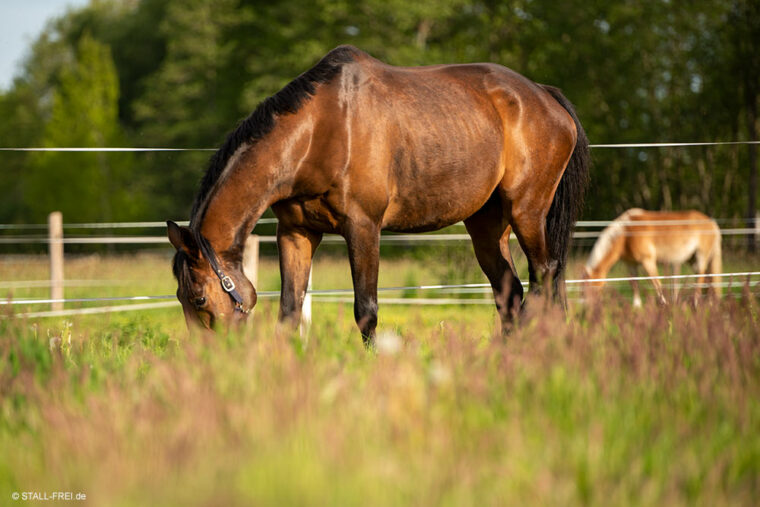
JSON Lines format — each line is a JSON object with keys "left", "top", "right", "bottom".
{"left": 568, "top": 271, "right": 760, "bottom": 284}
{"left": 0, "top": 218, "right": 279, "bottom": 230}
{"left": 588, "top": 141, "right": 760, "bottom": 148}
{"left": 0, "top": 147, "right": 215, "bottom": 152}
{"left": 0, "top": 227, "right": 756, "bottom": 245}
{"left": 1, "top": 217, "right": 756, "bottom": 231}
{"left": 0, "top": 279, "right": 128, "bottom": 289}
{"left": 2, "top": 141, "right": 759, "bottom": 152}
{"left": 17, "top": 301, "right": 179, "bottom": 318}
{"left": 2, "top": 271, "right": 758, "bottom": 307}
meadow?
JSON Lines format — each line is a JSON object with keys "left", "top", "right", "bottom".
{"left": 1, "top": 250, "right": 759, "bottom": 505}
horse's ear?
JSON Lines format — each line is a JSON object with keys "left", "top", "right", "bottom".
{"left": 167, "top": 220, "right": 198, "bottom": 255}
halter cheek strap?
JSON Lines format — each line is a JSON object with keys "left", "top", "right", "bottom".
{"left": 195, "top": 232, "right": 250, "bottom": 314}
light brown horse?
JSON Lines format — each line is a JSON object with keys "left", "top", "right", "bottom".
{"left": 583, "top": 209, "right": 722, "bottom": 305}
{"left": 167, "top": 45, "right": 589, "bottom": 343}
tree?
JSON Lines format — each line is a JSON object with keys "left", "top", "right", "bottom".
{"left": 0, "top": 0, "right": 756, "bottom": 231}
{"left": 727, "top": 0, "right": 760, "bottom": 250}
{"left": 23, "top": 33, "right": 143, "bottom": 222}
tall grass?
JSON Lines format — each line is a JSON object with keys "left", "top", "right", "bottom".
{"left": 1, "top": 290, "right": 759, "bottom": 505}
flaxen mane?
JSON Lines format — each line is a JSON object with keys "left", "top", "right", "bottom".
{"left": 585, "top": 208, "right": 644, "bottom": 271}
{"left": 189, "top": 46, "right": 358, "bottom": 225}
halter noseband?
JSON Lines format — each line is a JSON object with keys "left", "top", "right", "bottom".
{"left": 195, "top": 232, "right": 250, "bottom": 314}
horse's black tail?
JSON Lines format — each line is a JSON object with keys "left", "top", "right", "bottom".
{"left": 542, "top": 85, "right": 590, "bottom": 279}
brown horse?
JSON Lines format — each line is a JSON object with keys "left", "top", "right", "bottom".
{"left": 582, "top": 209, "right": 722, "bottom": 305}
{"left": 167, "top": 45, "right": 589, "bottom": 343}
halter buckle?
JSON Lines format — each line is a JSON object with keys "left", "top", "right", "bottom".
{"left": 221, "top": 275, "right": 236, "bottom": 292}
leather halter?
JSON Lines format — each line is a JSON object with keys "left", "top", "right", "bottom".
{"left": 195, "top": 232, "right": 250, "bottom": 314}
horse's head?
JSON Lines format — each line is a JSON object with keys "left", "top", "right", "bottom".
{"left": 167, "top": 220, "right": 256, "bottom": 331}
{"left": 580, "top": 265, "right": 599, "bottom": 284}
{"left": 580, "top": 265, "right": 606, "bottom": 300}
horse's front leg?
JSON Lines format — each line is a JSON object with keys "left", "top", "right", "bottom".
{"left": 276, "top": 226, "right": 322, "bottom": 332}
{"left": 671, "top": 263, "right": 681, "bottom": 303}
{"left": 345, "top": 219, "right": 381, "bottom": 347}
{"left": 627, "top": 263, "right": 642, "bottom": 308}
{"left": 641, "top": 257, "right": 667, "bottom": 305}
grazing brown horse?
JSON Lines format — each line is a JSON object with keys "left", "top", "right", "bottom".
{"left": 167, "top": 45, "right": 589, "bottom": 343}
{"left": 583, "top": 209, "right": 722, "bottom": 305}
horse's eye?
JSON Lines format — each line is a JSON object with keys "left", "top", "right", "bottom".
{"left": 193, "top": 296, "right": 207, "bottom": 308}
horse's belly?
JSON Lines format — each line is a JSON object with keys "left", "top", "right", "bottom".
{"left": 381, "top": 166, "right": 500, "bottom": 232}
{"left": 382, "top": 204, "right": 472, "bottom": 232}
{"left": 656, "top": 238, "right": 698, "bottom": 264}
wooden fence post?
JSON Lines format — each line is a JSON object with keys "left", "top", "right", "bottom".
{"left": 48, "top": 211, "right": 64, "bottom": 311}
{"left": 243, "top": 235, "right": 259, "bottom": 289}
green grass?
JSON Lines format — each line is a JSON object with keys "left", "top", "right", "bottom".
{"left": 0, "top": 253, "right": 759, "bottom": 505}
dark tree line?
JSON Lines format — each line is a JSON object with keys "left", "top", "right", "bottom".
{"left": 0, "top": 0, "right": 757, "bottom": 230}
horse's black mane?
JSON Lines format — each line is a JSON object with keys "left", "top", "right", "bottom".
{"left": 189, "top": 45, "right": 358, "bottom": 224}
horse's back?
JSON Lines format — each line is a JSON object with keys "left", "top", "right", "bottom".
{"left": 621, "top": 209, "right": 719, "bottom": 264}
{"left": 626, "top": 210, "right": 717, "bottom": 230}
{"left": 317, "top": 48, "right": 577, "bottom": 231}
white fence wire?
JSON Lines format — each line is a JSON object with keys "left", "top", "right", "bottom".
{"left": 3, "top": 271, "right": 759, "bottom": 320}
{"left": 1, "top": 140, "right": 759, "bottom": 152}
{"left": 0, "top": 225, "right": 757, "bottom": 245}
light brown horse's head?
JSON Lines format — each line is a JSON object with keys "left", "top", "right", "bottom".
{"left": 167, "top": 220, "right": 256, "bottom": 331}
{"left": 580, "top": 265, "right": 606, "bottom": 301}
{"left": 581, "top": 265, "right": 605, "bottom": 285}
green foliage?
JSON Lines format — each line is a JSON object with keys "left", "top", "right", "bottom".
{"left": 0, "top": 0, "right": 757, "bottom": 223}
{"left": 133, "top": 0, "right": 243, "bottom": 147}
{"left": 21, "top": 34, "right": 145, "bottom": 221}
{"left": 0, "top": 85, "right": 42, "bottom": 222}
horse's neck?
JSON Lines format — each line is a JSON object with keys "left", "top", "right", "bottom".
{"left": 586, "top": 223, "right": 625, "bottom": 277}
{"left": 198, "top": 135, "right": 302, "bottom": 256}
{"left": 199, "top": 198, "right": 268, "bottom": 261}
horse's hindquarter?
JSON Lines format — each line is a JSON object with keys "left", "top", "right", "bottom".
{"left": 347, "top": 63, "right": 512, "bottom": 232}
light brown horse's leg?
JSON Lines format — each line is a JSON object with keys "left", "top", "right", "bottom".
{"left": 671, "top": 263, "right": 681, "bottom": 303}
{"left": 693, "top": 273, "right": 705, "bottom": 306}
{"left": 345, "top": 219, "right": 381, "bottom": 347}
{"left": 464, "top": 195, "right": 523, "bottom": 332}
{"left": 640, "top": 257, "right": 667, "bottom": 305}
{"left": 693, "top": 251, "right": 709, "bottom": 305}
{"left": 276, "top": 226, "right": 322, "bottom": 332}
{"left": 627, "top": 263, "right": 643, "bottom": 307}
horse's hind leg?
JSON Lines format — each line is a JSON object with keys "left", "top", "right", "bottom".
{"left": 345, "top": 218, "right": 381, "bottom": 347}
{"left": 693, "top": 250, "right": 709, "bottom": 305}
{"left": 508, "top": 206, "right": 559, "bottom": 302}
{"left": 464, "top": 194, "right": 523, "bottom": 332}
